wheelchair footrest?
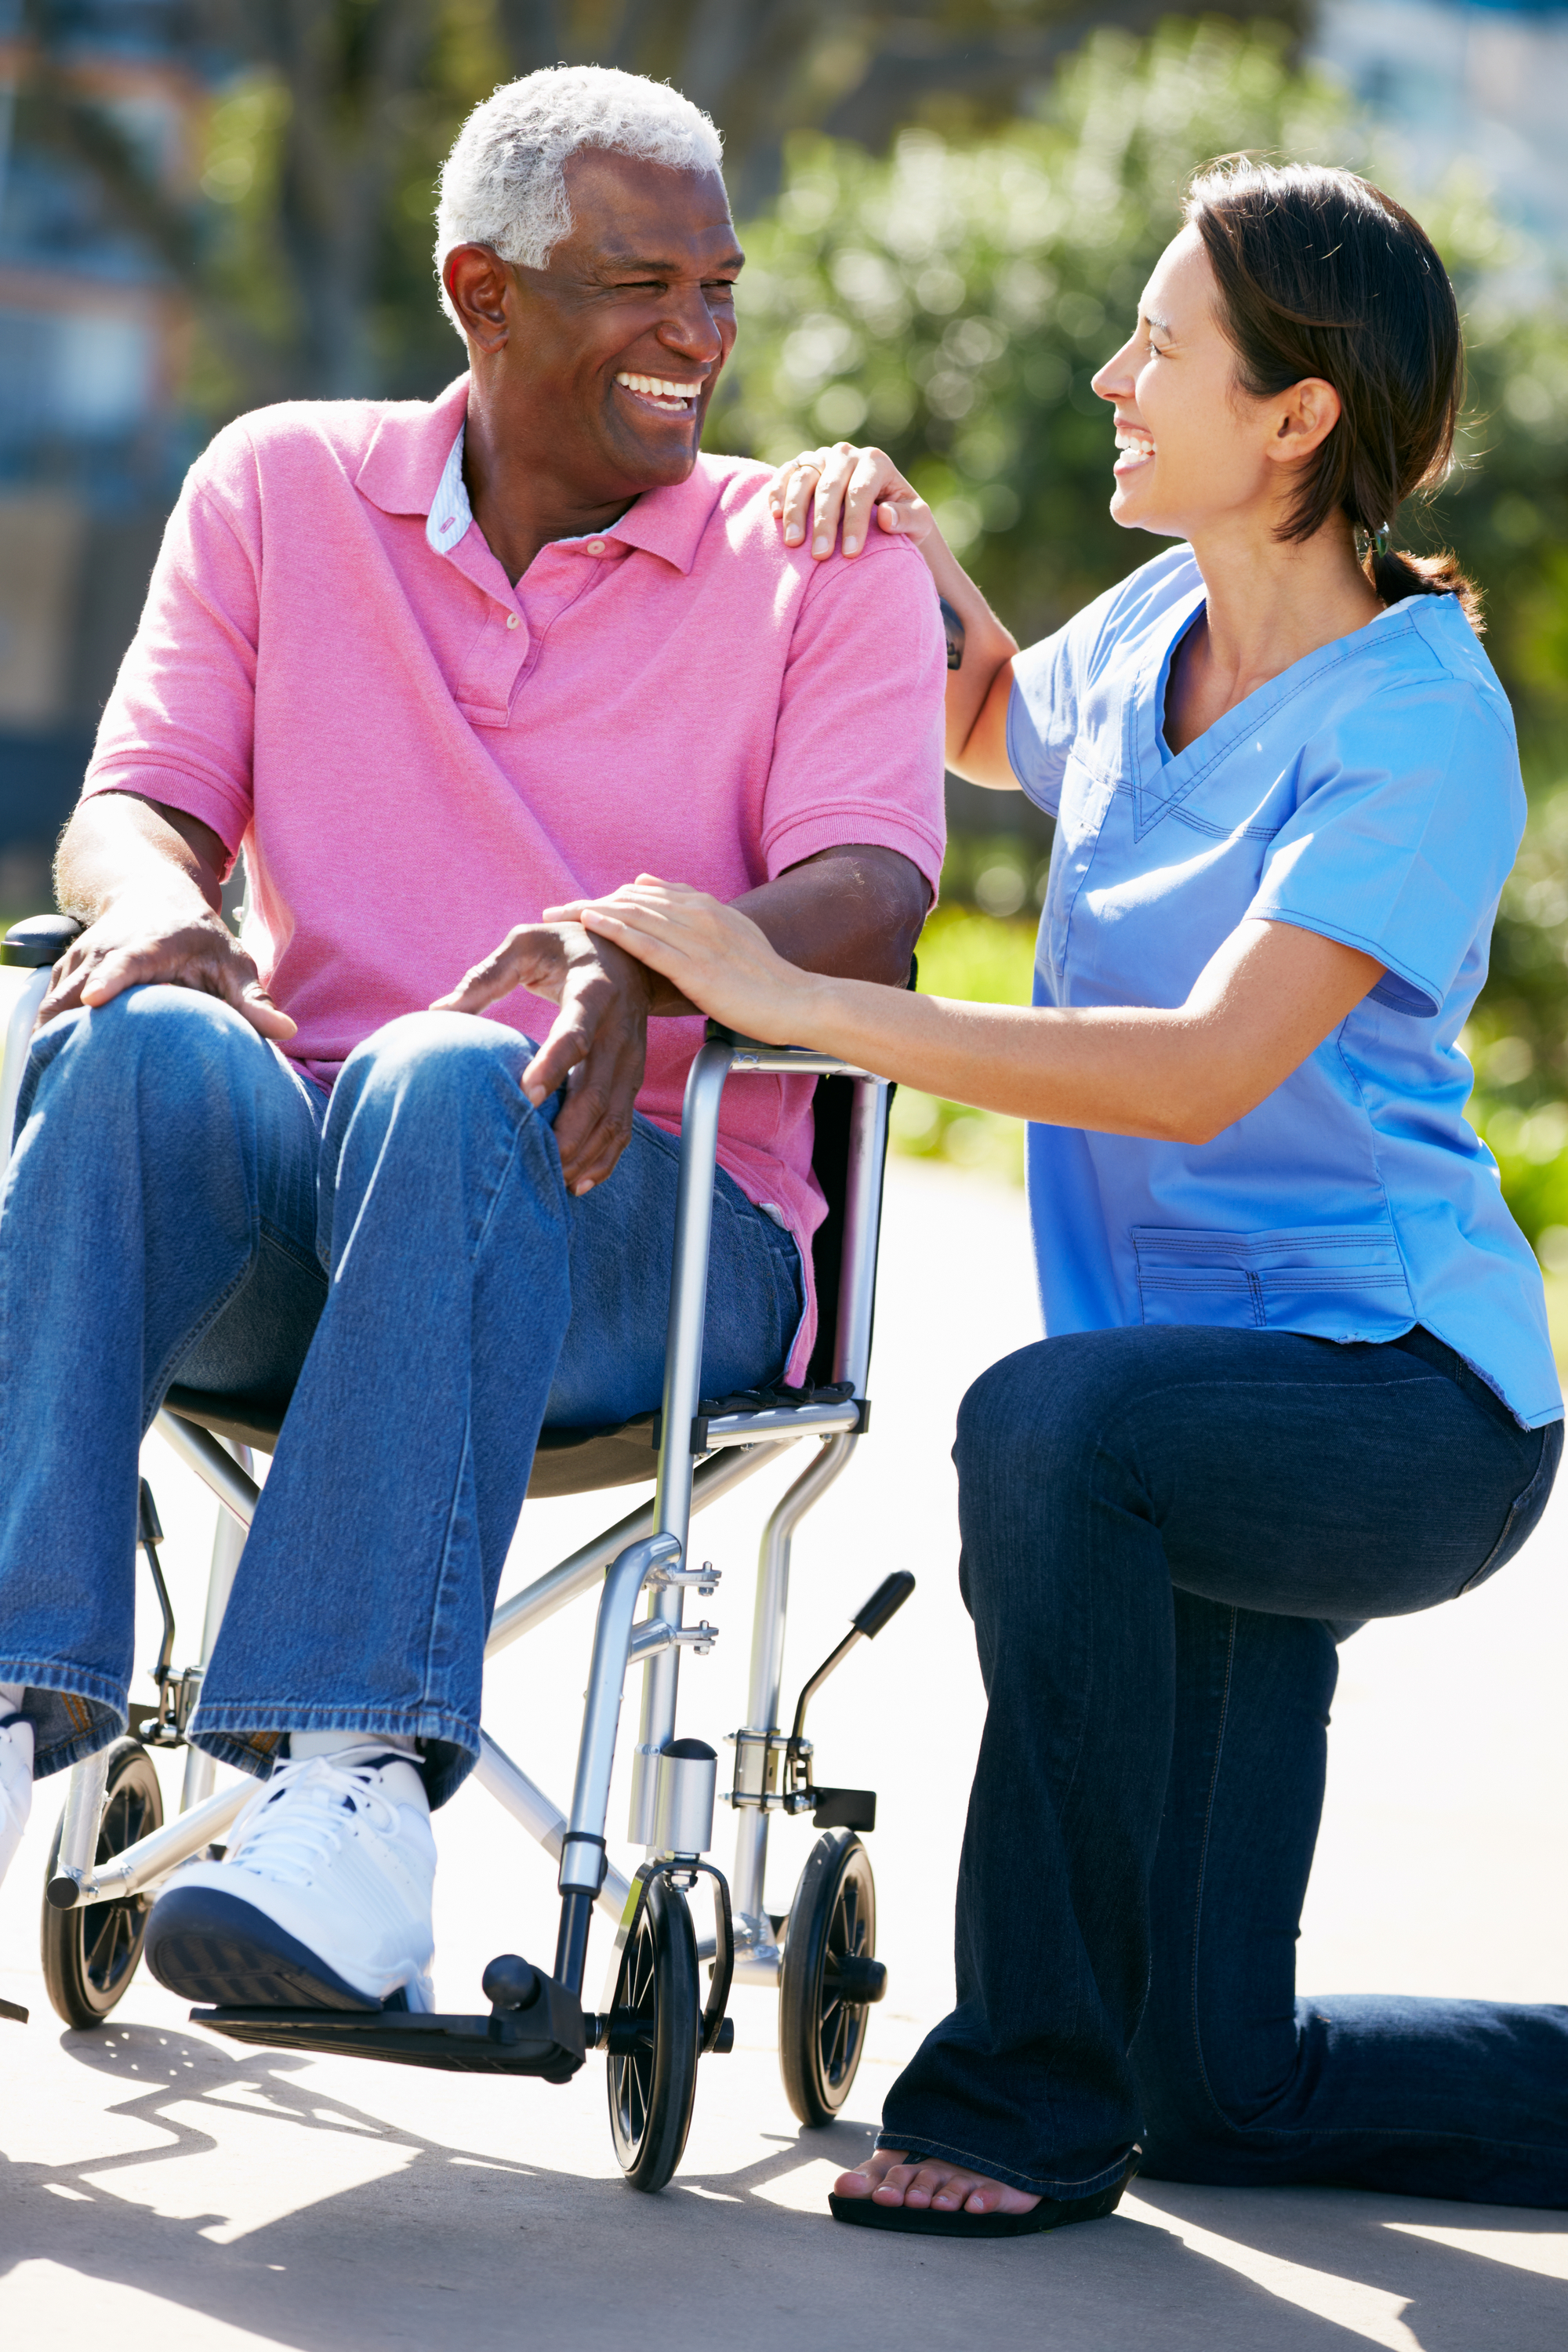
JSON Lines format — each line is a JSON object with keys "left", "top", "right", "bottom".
{"left": 191, "top": 1994, "right": 586, "bottom": 2081}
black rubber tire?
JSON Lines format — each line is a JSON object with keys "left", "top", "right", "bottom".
{"left": 606, "top": 1875, "right": 700, "bottom": 2192}
{"left": 41, "top": 1739, "right": 164, "bottom": 2029}
{"left": 779, "top": 1830, "right": 877, "bottom": 2127}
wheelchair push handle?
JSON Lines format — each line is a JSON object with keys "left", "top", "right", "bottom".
{"left": 851, "top": 1571, "right": 916, "bottom": 1641}
{"left": 1, "top": 913, "right": 84, "bottom": 968}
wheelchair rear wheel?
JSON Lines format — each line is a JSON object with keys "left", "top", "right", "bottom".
{"left": 606, "top": 1873, "right": 700, "bottom": 2192}
{"left": 41, "top": 1739, "right": 164, "bottom": 2029}
{"left": 779, "top": 1831, "right": 877, "bottom": 2126}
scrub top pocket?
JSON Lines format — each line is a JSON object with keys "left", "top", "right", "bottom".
{"left": 1132, "top": 1225, "right": 1415, "bottom": 1338}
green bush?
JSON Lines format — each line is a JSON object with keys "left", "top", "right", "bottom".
{"left": 892, "top": 903, "right": 1036, "bottom": 1182}
{"left": 728, "top": 19, "right": 1568, "bottom": 1246}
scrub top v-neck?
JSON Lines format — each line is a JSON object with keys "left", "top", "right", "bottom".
{"left": 1007, "top": 542, "right": 1560, "bottom": 1431}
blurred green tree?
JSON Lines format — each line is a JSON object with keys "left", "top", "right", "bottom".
{"left": 11, "top": 1, "right": 1300, "bottom": 405}
{"left": 721, "top": 17, "right": 1563, "bottom": 706}
{"left": 720, "top": 17, "right": 1568, "bottom": 1241}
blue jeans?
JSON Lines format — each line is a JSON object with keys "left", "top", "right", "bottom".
{"left": 0, "top": 986, "right": 803, "bottom": 1806}
{"left": 881, "top": 1324, "right": 1566, "bottom": 2207}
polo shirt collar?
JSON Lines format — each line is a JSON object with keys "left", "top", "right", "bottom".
{"left": 355, "top": 372, "right": 722, "bottom": 573}
{"left": 601, "top": 465, "right": 721, "bottom": 575}
{"left": 355, "top": 373, "right": 470, "bottom": 528}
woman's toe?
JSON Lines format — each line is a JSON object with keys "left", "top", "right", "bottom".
{"left": 832, "top": 2168, "right": 877, "bottom": 2200}
{"left": 835, "top": 2150, "right": 909, "bottom": 2201}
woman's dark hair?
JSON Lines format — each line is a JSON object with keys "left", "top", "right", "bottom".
{"left": 1185, "top": 159, "right": 1479, "bottom": 625}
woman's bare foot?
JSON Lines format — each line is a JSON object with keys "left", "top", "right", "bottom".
{"left": 833, "top": 2147, "right": 1040, "bottom": 2218}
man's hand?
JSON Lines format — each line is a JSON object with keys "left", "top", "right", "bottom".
{"left": 431, "top": 922, "right": 671, "bottom": 1193}
{"left": 39, "top": 894, "right": 297, "bottom": 1039}
{"left": 553, "top": 877, "right": 819, "bottom": 1048}
{"left": 45, "top": 791, "right": 296, "bottom": 1040}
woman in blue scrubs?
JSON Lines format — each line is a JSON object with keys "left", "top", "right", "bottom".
{"left": 558, "top": 162, "right": 1566, "bottom": 2234}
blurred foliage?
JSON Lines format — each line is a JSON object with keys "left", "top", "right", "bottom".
{"left": 16, "top": 2, "right": 1299, "bottom": 400}
{"left": 20, "top": 6, "right": 1568, "bottom": 1247}
{"left": 725, "top": 17, "right": 1568, "bottom": 1241}
{"left": 892, "top": 902, "right": 1035, "bottom": 1183}
{"left": 722, "top": 20, "right": 1366, "bottom": 645}
{"left": 721, "top": 16, "right": 1567, "bottom": 690}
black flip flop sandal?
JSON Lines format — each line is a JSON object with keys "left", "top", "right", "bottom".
{"left": 828, "top": 2151, "right": 1138, "bottom": 2239}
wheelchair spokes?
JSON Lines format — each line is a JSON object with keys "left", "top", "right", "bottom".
{"left": 42, "top": 1739, "right": 164, "bottom": 2028}
{"left": 605, "top": 1872, "right": 700, "bottom": 2192}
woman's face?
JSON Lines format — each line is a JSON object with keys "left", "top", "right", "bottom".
{"left": 1091, "top": 225, "right": 1284, "bottom": 543}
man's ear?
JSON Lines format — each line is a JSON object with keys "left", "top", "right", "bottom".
{"left": 1265, "top": 376, "right": 1343, "bottom": 467}
{"left": 445, "top": 245, "right": 511, "bottom": 353}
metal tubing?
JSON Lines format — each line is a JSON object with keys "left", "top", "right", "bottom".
{"left": 470, "top": 1733, "right": 631, "bottom": 1921}
{"left": 67, "top": 1779, "right": 252, "bottom": 1907}
{"left": 484, "top": 1440, "right": 778, "bottom": 1661}
{"left": 652, "top": 1041, "right": 731, "bottom": 1547}
{"left": 51, "top": 1745, "right": 112, "bottom": 1893}
{"left": 730, "top": 1433, "right": 860, "bottom": 1933}
{"left": 721, "top": 1047, "right": 880, "bottom": 1079}
{"left": 835, "top": 1078, "right": 891, "bottom": 1393}
{"left": 180, "top": 1451, "right": 251, "bottom": 1812}
{"left": 559, "top": 1530, "right": 680, "bottom": 1897}
{"left": 554, "top": 1889, "right": 595, "bottom": 1994}
{"left": 698, "top": 1401, "right": 860, "bottom": 1448}
{"left": 629, "top": 1042, "right": 732, "bottom": 1846}
{"left": 154, "top": 1410, "right": 261, "bottom": 1526}
{"left": 0, "top": 966, "right": 49, "bottom": 1177}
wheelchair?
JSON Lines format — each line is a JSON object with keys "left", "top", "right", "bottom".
{"left": 0, "top": 910, "right": 913, "bottom": 2192}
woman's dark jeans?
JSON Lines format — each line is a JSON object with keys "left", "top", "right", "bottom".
{"left": 880, "top": 1325, "right": 1566, "bottom": 2206}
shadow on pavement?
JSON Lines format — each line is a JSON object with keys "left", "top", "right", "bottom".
{"left": 0, "top": 2023, "right": 1562, "bottom": 2350}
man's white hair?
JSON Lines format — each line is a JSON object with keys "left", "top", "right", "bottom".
{"left": 435, "top": 66, "right": 724, "bottom": 333}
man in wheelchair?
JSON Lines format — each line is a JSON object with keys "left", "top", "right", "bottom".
{"left": 0, "top": 67, "right": 945, "bottom": 2019}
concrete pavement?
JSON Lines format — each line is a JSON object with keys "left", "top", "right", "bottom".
{"left": 2, "top": 1156, "right": 1565, "bottom": 2348}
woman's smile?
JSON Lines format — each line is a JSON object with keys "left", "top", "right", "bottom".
{"left": 1112, "top": 421, "right": 1156, "bottom": 475}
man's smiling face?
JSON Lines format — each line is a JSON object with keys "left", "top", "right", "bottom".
{"left": 446, "top": 147, "right": 742, "bottom": 506}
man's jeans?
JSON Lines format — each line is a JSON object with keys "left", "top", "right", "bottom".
{"left": 0, "top": 985, "right": 803, "bottom": 1806}
{"left": 881, "top": 1324, "right": 1566, "bottom": 2208}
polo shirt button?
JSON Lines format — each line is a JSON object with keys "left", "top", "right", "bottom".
{"left": 506, "top": 612, "right": 519, "bottom": 629}
{"left": 586, "top": 539, "right": 606, "bottom": 555}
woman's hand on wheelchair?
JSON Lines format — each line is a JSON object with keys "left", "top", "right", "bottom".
{"left": 768, "top": 442, "right": 932, "bottom": 561}
{"left": 38, "top": 895, "right": 297, "bottom": 1041}
{"left": 546, "top": 878, "right": 817, "bottom": 1049}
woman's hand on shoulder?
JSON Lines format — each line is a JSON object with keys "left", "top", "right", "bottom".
{"left": 768, "top": 443, "right": 932, "bottom": 561}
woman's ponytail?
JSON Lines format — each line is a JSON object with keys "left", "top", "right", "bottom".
{"left": 1187, "top": 162, "right": 1483, "bottom": 630}
{"left": 1367, "top": 545, "right": 1482, "bottom": 630}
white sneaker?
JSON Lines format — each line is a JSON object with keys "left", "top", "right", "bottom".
{"left": 0, "top": 1712, "right": 33, "bottom": 1893}
{"left": 145, "top": 1745, "right": 436, "bottom": 2011}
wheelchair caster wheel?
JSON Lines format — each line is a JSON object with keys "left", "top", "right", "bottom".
{"left": 779, "top": 1830, "right": 878, "bottom": 2126}
{"left": 605, "top": 1874, "right": 699, "bottom": 2192}
{"left": 41, "top": 1740, "right": 164, "bottom": 2029}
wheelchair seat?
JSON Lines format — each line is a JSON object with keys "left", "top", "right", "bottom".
{"left": 159, "top": 1058, "right": 873, "bottom": 1504}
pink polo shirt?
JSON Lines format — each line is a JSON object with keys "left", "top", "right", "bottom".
{"left": 82, "top": 374, "right": 948, "bottom": 1378}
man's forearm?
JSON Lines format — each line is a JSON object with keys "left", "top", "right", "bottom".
{"left": 56, "top": 794, "right": 227, "bottom": 923}
{"left": 733, "top": 844, "right": 929, "bottom": 991}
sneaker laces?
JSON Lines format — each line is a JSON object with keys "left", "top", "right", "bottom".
{"left": 227, "top": 1752, "right": 403, "bottom": 1890}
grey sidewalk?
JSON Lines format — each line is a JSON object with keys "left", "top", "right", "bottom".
{"left": 2, "top": 1156, "right": 1564, "bottom": 2348}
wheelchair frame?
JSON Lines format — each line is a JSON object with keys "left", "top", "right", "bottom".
{"left": 2, "top": 920, "right": 907, "bottom": 2189}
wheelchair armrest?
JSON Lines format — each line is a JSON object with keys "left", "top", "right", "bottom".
{"left": 2, "top": 913, "right": 84, "bottom": 969}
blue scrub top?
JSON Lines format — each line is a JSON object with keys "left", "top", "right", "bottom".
{"left": 1007, "top": 544, "right": 1562, "bottom": 1430}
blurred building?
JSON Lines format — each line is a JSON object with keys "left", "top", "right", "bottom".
{"left": 0, "top": 0, "right": 206, "bottom": 902}
{"left": 1313, "top": 0, "right": 1568, "bottom": 255}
